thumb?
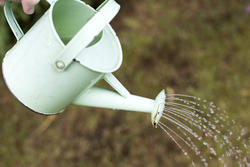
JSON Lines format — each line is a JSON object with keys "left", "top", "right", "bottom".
{"left": 0, "top": 0, "right": 4, "bottom": 6}
{"left": 21, "top": 0, "right": 40, "bottom": 14}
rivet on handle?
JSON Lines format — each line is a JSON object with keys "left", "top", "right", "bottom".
{"left": 55, "top": 60, "right": 65, "bottom": 70}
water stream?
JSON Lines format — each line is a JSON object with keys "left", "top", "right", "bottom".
{"left": 157, "top": 94, "right": 250, "bottom": 167}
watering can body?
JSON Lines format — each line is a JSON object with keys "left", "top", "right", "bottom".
{"left": 3, "top": 0, "right": 122, "bottom": 114}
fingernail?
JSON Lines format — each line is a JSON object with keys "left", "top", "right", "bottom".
{"left": 24, "top": 7, "right": 35, "bottom": 14}
{"left": 0, "top": 1, "right": 4, "bottom": 6}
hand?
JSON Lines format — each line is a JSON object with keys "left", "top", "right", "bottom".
{"left": 0, "top": 0, "right": 40, "bottom": 14}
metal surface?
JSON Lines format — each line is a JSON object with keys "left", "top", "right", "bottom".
{"left": 2, "top": 0, "right": 122, "bottom": 114}
{"left": 72, "top": 86, "right": 154, "bottom": 113}
{"left": 2, "top": 0, "right": 165, "bottom": 126}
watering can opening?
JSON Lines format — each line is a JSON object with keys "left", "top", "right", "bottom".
{"left": 50, "top": 0, "right": 122, "bottom": 73}
{"left": 51, "top": 0, "right": 102, "bottom": 47}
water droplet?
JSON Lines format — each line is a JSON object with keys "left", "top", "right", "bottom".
{"left": 216, "top": 130, "right": 221, "bottom": 134}
{"left": 161, "top": 94, "right": 248, "bottom": 167}
{"left": 212, "top": 125, "right": 216, "bottom": 130}
{"left": 213, "top": 135, "right": 218, "bottom": 142}
{"left": 210, "top": 148, "right": 217, "bottom": 156}
{"left": 241, "top": 128, "right": 247, "bottom": 136}
{"left": 196, "top": 151, "right": 201, "bottom": 155}
{"left": 209, "top": 108, "right": 215, "bottom": 114}
{"left": 203, "top": 118, "right": 208, "bottom": 123}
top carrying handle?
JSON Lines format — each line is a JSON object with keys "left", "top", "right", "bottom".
{"left": 55, "top": 0, "right": 120, "bottom": 71}
{"left": 4, "top": 0, "right": 55, "bottom": 41}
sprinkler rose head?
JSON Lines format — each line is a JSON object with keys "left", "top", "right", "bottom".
{"left": 152, "top": 90, "right": 166, "bottom": 128}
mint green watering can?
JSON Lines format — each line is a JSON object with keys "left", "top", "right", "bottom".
{"left": 2, "top": 0, "right": 165, "bottom": 126}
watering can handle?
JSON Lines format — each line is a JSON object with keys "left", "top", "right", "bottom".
{"left": 54, "top": 0, "right": 120, "bottom": 71}
{"left": 3, "top": 0, "right": 55, "bottom": 41}
{"left": 4, "top": 0, "right": 24, "bottom": 40}
{"left": 46, "top": 0, "right": 56, "bottom": 4}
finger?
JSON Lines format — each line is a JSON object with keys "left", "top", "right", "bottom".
{"left": 21, "top": 0, "right": 40, "bottom": 14}
{"left": 0, "top": 0, "right": 4, "bottom": 6}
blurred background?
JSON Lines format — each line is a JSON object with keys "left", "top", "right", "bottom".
{"left": 0, "top": 0, "right": 250, "bottom": 166}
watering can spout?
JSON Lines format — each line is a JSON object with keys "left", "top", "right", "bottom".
{"left": 72, "top": 86, "right": 166, "bottom": 127}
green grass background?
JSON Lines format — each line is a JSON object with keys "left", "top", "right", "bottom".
{"left": 0, "top": 0, "right": 250, "bottom": 166}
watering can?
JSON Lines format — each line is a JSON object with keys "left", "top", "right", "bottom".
{"left": 2, "top": 0, "right": 165, "bottom": 126}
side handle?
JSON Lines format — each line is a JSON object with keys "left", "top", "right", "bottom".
{"left": 4, "top": 0, "right": 24, "bottom": 40}
{"left": 4, "top": 0, "right": 55, "bottom": 41}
